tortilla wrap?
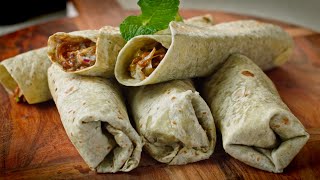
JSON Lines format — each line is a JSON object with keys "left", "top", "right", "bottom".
{"left": 0, "top": 47, "right": 52, "bottom": 104}
{"left": 156, "top": 14, "right": 214, "bottom": 35}
{"left": 115, "top": 20, "right": 293, "bottom": 86}
{"left": 127, "top": 80, "right": 216, "bottom": 164}
{"left": 47, "top": 64, "right": 143, "bottom": 173}
{"left": 47, "top": 27, "right": 125, "bottom": 77}
{"left": 201, "top": 54, "right": 309, "bottom": 173}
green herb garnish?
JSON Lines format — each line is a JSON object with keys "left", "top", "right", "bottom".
{"left": 120, "top": 0, "right": 181, "bottom": 41}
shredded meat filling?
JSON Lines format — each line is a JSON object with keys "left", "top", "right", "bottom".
{"left": 13, "top": 87, "right": 26, "bottom": 103}
{"left": 129, "top": 43, "right": 167, "bottom": 80}
{"left": 57, "top": 39, "right": 96, "bottom": 71}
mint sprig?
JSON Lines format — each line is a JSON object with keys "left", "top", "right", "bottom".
{"left": 120, "top": 0, "right": 180, "bottom": 41}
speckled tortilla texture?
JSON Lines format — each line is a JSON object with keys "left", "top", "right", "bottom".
{"left": 47, "top": 64, "right": 142, "bottom": 173}
{"left": 184, "top": 14, "right": 214, "bottom": 27}
{"left": 127, "top": 80, "right": 216, "bottom": 165}
{"left": 0, "top": 47, "right": 52, "bottom": 104}
{"left": 47, "top": 27, "right": 125, "bottom": 77}
{"left": 156, "top": 14, "right": 215, "bottom": 35}
{"left": 201, "top": 54, "right": 309, "bottom": 173}
{"left": 115, "top": 20, "right": 293, "bottom": 86}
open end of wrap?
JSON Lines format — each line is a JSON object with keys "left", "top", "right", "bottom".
{"left": 225, "top": 111, "right": 309, "bottom": 173}
{"left": 48, "top": 33, "right": 97, "bottom": 72}
{"left": 128, "top": 42, "right": 167, "bottom": 80}
{"left": 115, "top": 35, "right": 172, "bottom": 86}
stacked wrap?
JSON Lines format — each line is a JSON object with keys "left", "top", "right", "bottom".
{"left": 127, "top": 80, "right": 216, "bottom": 165}
{"left": 0, "top": 47, "right": 52, "bottom": 104}
{"left": 0, "top": 14, "right": 308, "bottom": 174}
{"left": 48, "top": 64, "right": 143, "bottom": 173}
{"left": 44, "top": 15, "right": 216, "bottom": 172}
{"left": 115, "top": 20, "right": 293, "bottom": 86}
{"left": 201, "top": 54, "right": 309, "bottom": 173}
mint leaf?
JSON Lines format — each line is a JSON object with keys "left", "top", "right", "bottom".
{"left": 120, "top": 0, "right": 180, "bottom": 41}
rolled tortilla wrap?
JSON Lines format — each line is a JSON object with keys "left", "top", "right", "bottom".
{"left": 201, "top": 54, "right": 309, "bottom": 173}
{"left": 115, "top": 20, "right": 293, "bottom": 86}
{"left": 156, "top": 14, "right": 214, "bottom": 35}
{"left": 47, "top": 26, "right": 125, "bottom": 77}
{"left": 127, "top": 80, "right": 216, "bottom": 164}
{"left": 47, "top": 64, "right": 143, "bottom": 173}
{"left": 0, "top": 47, "right": 52, "bottom": 104}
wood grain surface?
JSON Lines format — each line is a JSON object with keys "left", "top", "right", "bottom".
{"left": 1, "top": 0, "right": 319, "bottom": 179}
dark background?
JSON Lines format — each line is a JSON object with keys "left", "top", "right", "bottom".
{"left": 0, "top": 0, "right": 66, "bottom": 25}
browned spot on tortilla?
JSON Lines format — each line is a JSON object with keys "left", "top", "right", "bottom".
{"left": 74, "top": 165, "right": 90, "bottom": 174}
{"left": 241, "top": 70, "right": 255, "bottom": 77}
{"left": 172, "top": 121, "right": 177, "bottom": 125}
{"left": 171, "top": 96, "right": 176, "bottom": 100}
{"left": 118, "top": 116, "right": 123, "bottom": 120}
{"left": 65, "top": 86, "right": 74, "bottom": 94}
{"left": 282, "top": 118, "right": 289, "bottom": 125}
{"left": 82, "top": 102, "right": 86, "bottom": 105}
{"left": 244, "top": 91, "right": 251, "bottom": 97}
{"left": 272, "top": 124, "right": 280, "bottom": 128}
{"left": 202, "top": 112, "right": 207, "bottom": 115}
{"left": 257, "top": 157, "right": 260, "bottom": 161}
{"left": 203, "top": 17, "right": 210, "bottom": 23}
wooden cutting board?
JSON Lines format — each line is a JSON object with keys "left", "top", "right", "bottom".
{"left": 1, "top": 0, "right": 319, "bottom": 179}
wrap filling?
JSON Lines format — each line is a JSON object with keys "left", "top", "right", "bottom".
{"left": 56, "top": 37, "right": 96, "bottom": 71}
{"left": 128, "top": 43, "right": 167, "bottom": 80}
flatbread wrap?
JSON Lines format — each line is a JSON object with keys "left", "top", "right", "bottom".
{"left": 47, "top": 64, "right": 143, "bottom": 173}
{"left": 201, "top": 54, "right": 309, "bottom": 173}
{"left": 0, "top": 47, "right": 52, "bottom": 104}
{"left": 156, "top": 14, "right": 214, "bottom": 35}
{"left": 127, "top": 80, "right": 216, "bottom": 164}
{"left": 47, "top": 26, "right": 125, "bottom": 77}
{"left": 115, "top": 20, "right": 293, "bottom": 86}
